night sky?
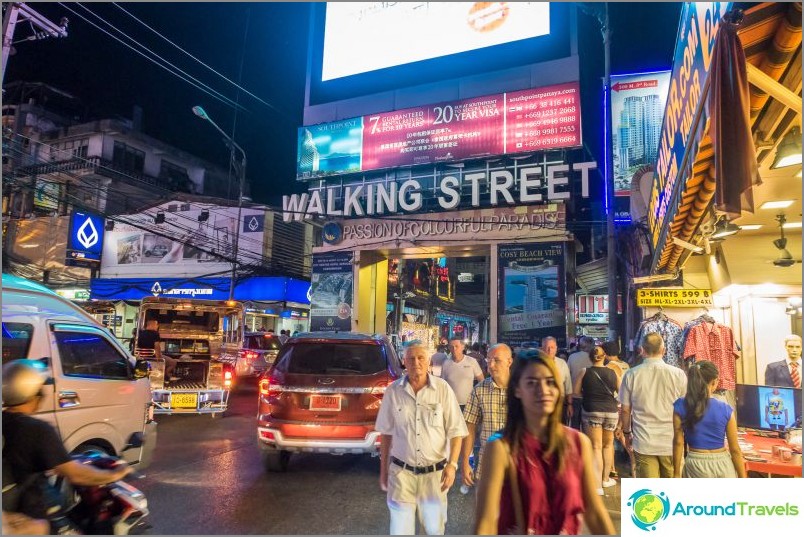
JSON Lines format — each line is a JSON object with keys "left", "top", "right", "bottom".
{"left": 5, "top": 2, "right": 682, "bottom": 208}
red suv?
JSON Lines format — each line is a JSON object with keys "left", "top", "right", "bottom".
{"left": 256, "top": 332, "right": 403, "bottom": 472}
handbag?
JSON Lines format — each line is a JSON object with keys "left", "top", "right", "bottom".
{"left": 501, "top": 439, "right": 526, "bottom": 535}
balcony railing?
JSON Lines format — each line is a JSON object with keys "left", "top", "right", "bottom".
{"left": 13, "top": 156, "right": 191, "bottom": 192}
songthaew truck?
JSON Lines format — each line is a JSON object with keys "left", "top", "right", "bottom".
{"left": 133, "top": 297, "right": 245, "bottom": 417}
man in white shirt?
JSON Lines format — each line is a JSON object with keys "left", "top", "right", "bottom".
{"left": 376, "top": 343, "right": 468, "bottom": 535}
{"left": 439, "top": 338, "right": 484, "bottom": 411}
{"left": 619, "top": 332, "right": 687, "bottom": 478}
{"left": 567, "top": 336, "right": 595, "bottom": 429}
{"left": 541, "top": 336, "right": 573, "bottom": 423}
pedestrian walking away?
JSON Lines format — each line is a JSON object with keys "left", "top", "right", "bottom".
{"left": 473, "top": 349, "right": 615, "bottom": 536}
{"left": 619, "top": 333, "right": 687, "bottom": 478}
{"left": 672, "top": 360, "right": 746, "bottom": 478}
{"left": 461, "top": 343, "right": 513, "bottom": 490}
{"left": 375, "top": 343, "right": 468, "bottom": 535}
{"left": 573, "top": 345, "right": 621, "bottom": 493}
{"left": 567, "top": 337, "right": 595, "bottom": 430}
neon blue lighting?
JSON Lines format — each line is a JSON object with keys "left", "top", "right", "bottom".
{"left": 603, "top": 83, "right": 610, "bottom": 215}
{"left": 612, "top": 68, "right": 672, "bottom": 78}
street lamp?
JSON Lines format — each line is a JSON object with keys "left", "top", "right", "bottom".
{"left": 192, "top": 105, "right": 247, "bottom": 301}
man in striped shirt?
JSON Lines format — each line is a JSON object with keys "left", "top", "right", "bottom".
{"left": 460, "top": 343, "right": 513, "bottom": 487}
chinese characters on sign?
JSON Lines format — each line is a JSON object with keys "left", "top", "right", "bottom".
{"left": 296, "top": 81, "right": 582, "bottom": 179}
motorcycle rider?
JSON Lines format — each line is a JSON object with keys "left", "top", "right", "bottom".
{"left": 2, "top": 360, "right": 133, "bottom": 531}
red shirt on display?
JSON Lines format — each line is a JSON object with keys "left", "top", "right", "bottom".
{"left": 682, "top": 322, "right": 739, "bottom": 390}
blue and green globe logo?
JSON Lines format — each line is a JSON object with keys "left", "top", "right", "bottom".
{"left": 627, "top": 489, "right": 670, "bottom": 531}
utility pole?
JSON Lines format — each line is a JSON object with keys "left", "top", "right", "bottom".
{"left": 580, "top": 2, "right": 618, "bottom": 341}
{"left": 2, "top": 3, "right": 68, "bottom": 80}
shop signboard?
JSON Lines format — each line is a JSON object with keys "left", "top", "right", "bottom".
{"left": 309, "top": 252, "right": 354, "bottom": 332}
{"left": 296, "top": 81, "right": 581, "bottom": 180}
{"left": 577, "top": 294, "right": 609, "bottom": 324}
{"left": 66, "top": 211, "right": 104, "bottom": 267}
{"left": 90, "top": 276, "right": 308, "bottom": 303}
{"left": 55, "top": 289, "right": 91, "bottom": 301}
{"left": 497, "top": 242, "right": 566, "bottom": 348}
{"left": 610, "top": 71, "right": 671, "bottom": 197}
{"left": 314, "top": 204, "right": 566, "bottom": 253}
{"left": 647, "top": 2, "right": 731, "bottom": 249}
{"left": 100, "top": 204, "right": 265, "bottom": 278}
{"left": 636, "top": 288, "right": 714, "bottom": 308}
{"left": 33, "top": 179, "right": 61, "bottom": 210}
{"left": 581, "top": 325, "right": 609, "bottom": 339}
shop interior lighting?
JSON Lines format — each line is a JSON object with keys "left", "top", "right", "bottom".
{"left": 760, "top": 200, "right": 795, "bottom": 209}
{"left": 739, "top": 224, "right": 763, "bottom": 230}
{"left": 783, "top": 222, "right": 802, "bottom": 229}
{"left": 711, "top": 218, "right": 741, "bottom": 239}
{"left": 797, "top": 169, "right": 802, "bottom": 178}
{"left": 771, "top": 126, "right": 802, "bottom": 169}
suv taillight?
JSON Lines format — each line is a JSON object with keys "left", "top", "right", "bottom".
{"left": 259, "top": 376, "right": 281, "bottom": 397}
{"left": 369, "top": 378, "right": 392, "bottom": 399}
{"left": 240, "top": 350, "right": 258, "bottom": 362}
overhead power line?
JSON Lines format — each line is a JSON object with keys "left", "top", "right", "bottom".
{"left": 56, "top": 2, "right": 248, "bottom": 113}
{"left": 110, "top": 2, "right": 291, "bottom": 122}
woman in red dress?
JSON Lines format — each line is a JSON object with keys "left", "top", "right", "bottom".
{"left": 473, "top": 349, "right": 615, "bottom": 535}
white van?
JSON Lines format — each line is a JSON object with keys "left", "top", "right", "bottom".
{"left": 1, "top": 274, "right": 157, "bottom": 468}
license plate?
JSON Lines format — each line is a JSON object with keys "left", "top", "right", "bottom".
{"left": 309, "top": 394, "right": 341, "bottom": 411}
{"left": 171, "top": 393, "right": 198, "bottom": 409}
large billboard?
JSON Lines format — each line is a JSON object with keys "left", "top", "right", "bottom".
{"left": 497, "top": 242, "right": 566, "bottom": 348}
{"left": 100, "top": 205, "right": 266, "bottom": 278}
{"left": 611, "top": 71, "right": 671, "bottom": 196}
{"left": 309, "top": 252, "right": 354, "bottom": 332}
{"left": 322, "top": 3, "right": 551, "bottom": 81}
{"left": 297, "top": 81, "right": 581, "bottom": 180}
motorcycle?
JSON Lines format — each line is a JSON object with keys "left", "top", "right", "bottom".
{"left": 48, "top": 452, "right": 150, "bottom": 535}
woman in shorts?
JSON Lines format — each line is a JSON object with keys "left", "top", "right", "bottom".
{"left": 573, "top": 345, "right": 620, "bottom": 493}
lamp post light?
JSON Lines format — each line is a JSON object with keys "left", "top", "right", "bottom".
{"left": 192, "top": 105, "right": 247, "bottom": 301}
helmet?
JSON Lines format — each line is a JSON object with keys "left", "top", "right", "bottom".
{"left": 2, "top": 359, "right": 48, "bottom": 407}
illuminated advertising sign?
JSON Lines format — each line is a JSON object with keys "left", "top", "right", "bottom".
{"left": 66, "top": 211, "right": 104, "bottom": 267}
{"left": 610, "top": 71, "right": 671, "bottom": 196}
{"left": 577, "top": 294, "right": 609, "bottom": 325}
{"left": 296, "top": 81, "right": 581, "bottom": 180}
{"left": 322, "top": 2, "right": 551, "bottom": 81}
{"left": 647, "top": 2, "right": 731, "bottom": 248}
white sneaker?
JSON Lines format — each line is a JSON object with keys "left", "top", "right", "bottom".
{"left": 602, "top": 478, "right": 617, "bottom": 488}
{"left": 597, "top": 488, "right": 605, "bottom": 496}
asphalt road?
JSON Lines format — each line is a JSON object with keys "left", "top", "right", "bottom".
{"left": 136, "top": 385, "right": 623, "bottom": 535}
{"left": 136, "top": 384, "right": 477, "bottom": 535}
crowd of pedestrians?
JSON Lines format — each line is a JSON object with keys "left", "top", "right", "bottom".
{"left": 375, "top": 328, "right": 767, "bottom": 535}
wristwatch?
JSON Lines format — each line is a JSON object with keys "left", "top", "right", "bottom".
{"left": 447, "top": 461, "right": 458, "bottom": 470}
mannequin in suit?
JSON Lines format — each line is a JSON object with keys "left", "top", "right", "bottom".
{"left": 764, "top": 335, "right": 802, "bottom": 388}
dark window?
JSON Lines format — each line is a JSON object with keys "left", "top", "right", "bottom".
{"left": 159, "top": 160, "right": 191, "bottom": 192}
{"left": 277, "top": 342, "right": 386, "bottom": 375}
{"left": 112, "top": 141, "right": 145, "bottom": 174}
{"left": 55, "top": 331, "right": 130, "bottom": 379}
{"left": 2, "top": 322, "right": 34, "bottom": 364}
{"left": 244, "top": 335, "right": 282, "bottom": 350}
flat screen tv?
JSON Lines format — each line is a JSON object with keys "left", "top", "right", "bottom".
{"left": 735, "top": 383, "right": 802, "bottom": 432}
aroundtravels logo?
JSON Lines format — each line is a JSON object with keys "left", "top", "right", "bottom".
{"left": 626, "top": 485, "right": 801, "bottom": 533}
{"left": 627, "top": 489, "right": 670, "bottom": 531}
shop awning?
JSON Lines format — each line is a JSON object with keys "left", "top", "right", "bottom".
{"left": 649, "top": 2, "right": 802, "bottom": 273}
